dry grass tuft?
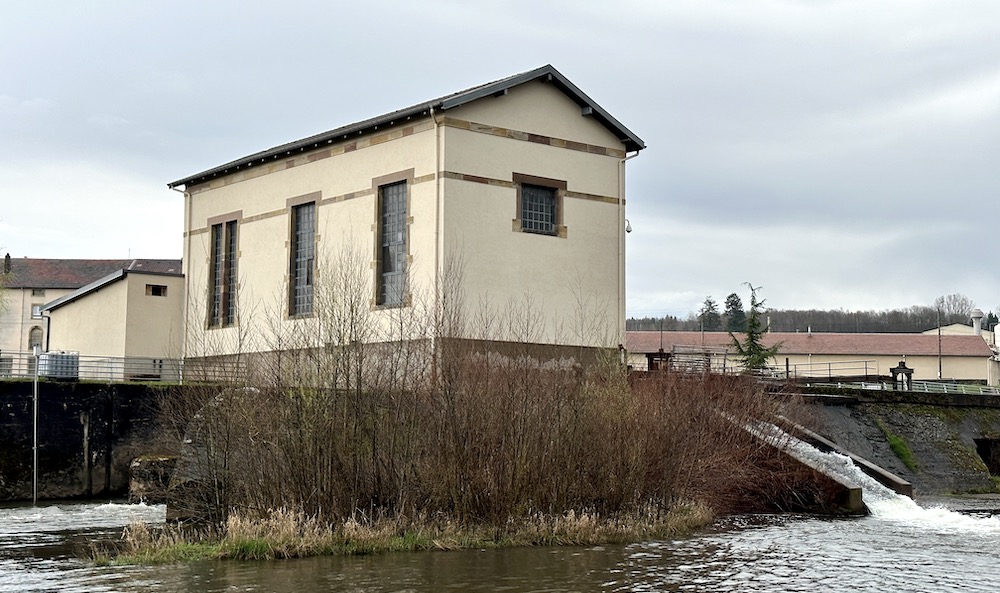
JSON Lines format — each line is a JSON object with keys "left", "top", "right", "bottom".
{"left": 103, "top": 501, "right": 715, "bottom": 564}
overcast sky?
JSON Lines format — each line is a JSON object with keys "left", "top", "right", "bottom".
{"left": 2, "top": 0, "right": 997, "bottom": 318}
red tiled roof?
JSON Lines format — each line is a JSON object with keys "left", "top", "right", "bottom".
{"left": 2, "top": 258, "right": 181, "bottom": 289}
{"left": 626, "top": 331, "right": 994, "bottom": 358}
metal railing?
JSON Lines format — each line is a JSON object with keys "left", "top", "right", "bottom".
{"left": 908, "top": 381, "right": 1000, "bottom": 396}
{"left": 0, "top": 350, "right": 183, "bottom": 382}
{"left": 780, "top": 359, "right": 880, "bottom": 380}
{"left": 807, "top": 379, "right": 1000, "bottom": 396}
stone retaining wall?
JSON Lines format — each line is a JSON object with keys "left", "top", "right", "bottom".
{"left": 0, "top": 381, "right": 181, "bottom": 501}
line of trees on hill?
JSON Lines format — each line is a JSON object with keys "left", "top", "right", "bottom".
{"left": 628, "top": 293, "right": 998, "bottom": 334}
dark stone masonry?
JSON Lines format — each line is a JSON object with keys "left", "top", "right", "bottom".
{"left": 0, "top": 381, "right": 171, "bottom": 501}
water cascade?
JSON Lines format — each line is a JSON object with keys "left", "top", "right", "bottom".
{"left": 779, "top": 427, "right": 1000, "bottom": 531}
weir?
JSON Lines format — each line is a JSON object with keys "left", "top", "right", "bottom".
{"left": 750, "top": 421, "right": 915, "bottom": 514}
{"left": 777, "top": 416, "right": 913, "bottom": 497}
{"left": 784, "top": 432, "right": 1000, "bottom": 532}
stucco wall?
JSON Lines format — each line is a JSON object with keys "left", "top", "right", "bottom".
{"left": 183, "top": 122, "right": 438, "bottom": 358}
{"left": 181, "top": 81, "right": 630, "bottom": 358}
{"left": 123, "top": 274, "right": 185, "bottom": 358}
{"left": 47, "top": 280, "right": 129, "bottom": 356}
{"left": 628, "top": 350, "right": 994, "bottom": 384}
{"left": 0, "top": 287, "right": 73, "bottom": 352}
{"left": 779, "top": 353, "right": 991, "bottom": 382}
{"left": 45, "top": 273, "right": 183, "bottom": 359}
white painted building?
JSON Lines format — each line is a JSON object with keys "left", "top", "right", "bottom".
{"left": 168, "top": 65, "right": 644, "bottom": 367}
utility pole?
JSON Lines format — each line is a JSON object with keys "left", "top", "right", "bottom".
{"left": 937, "top": 307, "right": 942, "bottom": 380}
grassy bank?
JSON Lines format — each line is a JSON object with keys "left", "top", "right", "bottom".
{"left": 97, "top": 502, "right": 714, "bottom": 564}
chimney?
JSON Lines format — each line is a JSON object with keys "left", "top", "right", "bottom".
{"left": 971, "top": 308, "right": 984, "bottom": 335}
{"left": 3, "top": 253, "right": 9, "bottom": 274}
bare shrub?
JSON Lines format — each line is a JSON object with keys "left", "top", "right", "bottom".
{"left": 165, "top": 249, "right": 813, "bottom": 527}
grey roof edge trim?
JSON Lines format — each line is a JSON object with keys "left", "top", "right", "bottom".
{"left": 42, "top": 269, "right": 126, "bottom": 312}
{"left": 439, "top": 65, "right": 645, "bottom": 153}
{"left": 168, "top": 65, "right": 644, "bottom": 189}
{"left": 167, "top": 103, "right": 437, "bottom": 189}
{"left": 41, "top": 269, "right": 183, "bottom": 312}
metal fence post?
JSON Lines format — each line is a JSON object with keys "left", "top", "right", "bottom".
{"left": 32, "top": 344, "right": 40, "bottom": 505}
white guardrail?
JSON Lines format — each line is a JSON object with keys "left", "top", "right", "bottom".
{"left": 0, "top": 350, "right": 248, "bottom": 384}
{"left": 0, "top": 350, "right": 183, "bottom": 382}
{"left": 805, "top": 380, "right": 1000, "bottom": 396}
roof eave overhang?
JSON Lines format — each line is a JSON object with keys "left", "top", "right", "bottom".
{"left": 167, "top": 106, "right": 435, "bottom": 190}
{"left": 41, "top": 269, "right": 183, "bottom": 312}
{"left": 167, "top": 65, "right": 645, "bottom": 191}
{"left": 440, "top": 66, "right": 645, "bottom": 153}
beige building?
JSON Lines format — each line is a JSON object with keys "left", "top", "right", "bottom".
{"left": 41, "top": 268, "right": 185, "bottom": 380}
{"left": 626, "top": 331, "right": 999, "bottom": 385}
{"left": 921, "top": 317, "right": 995, "bottom": 349}
{"left": 168, "top": 65, "right": 644, "bottom": 367}
{"left": 1, "top": 256, "right": 180, "bottom": 353}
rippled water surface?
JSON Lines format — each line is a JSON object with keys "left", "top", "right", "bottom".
{"left": 2, "top": 464, "right": 999, "bottom": 593}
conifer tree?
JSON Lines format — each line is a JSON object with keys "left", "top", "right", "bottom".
{"left": 698, "top": 296, "right": 722, "bottom": 331}
{"left": 730, "top": 284, "right": 781, "bottom": 371}
{"left": 724, "top": 292, "right": 746, "bottom": 333}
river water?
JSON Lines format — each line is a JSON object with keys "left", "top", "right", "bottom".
{"left": 2, "top": 446, "right": 999, "bottom": 592}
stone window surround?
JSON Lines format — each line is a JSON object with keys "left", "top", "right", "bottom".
{"left": 286, "top": 192, "right": 320, "bottom": 319}
{"left": 205, "top": 210, "right": 242, "bottom": 328}
{"left": 512, "top": 172, "right": 568, "bottom": 238}
{"left": 371, "top": 169, "right": 414, "bottom": 309}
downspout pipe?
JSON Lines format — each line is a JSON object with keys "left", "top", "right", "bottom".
{"left": 43, "top": 312, "right": 51, "bottom": 353}
{"left": 169, "top": 185, "right": 190, "bottom": 381}
{"left": 430, "top": 106, "right": 442, "bottom": 292}
{"left": 430, "top": 106, "right": 442, "bottom": 384}
{"left": 617, "top": 150, "right": 639, "bottom": 351}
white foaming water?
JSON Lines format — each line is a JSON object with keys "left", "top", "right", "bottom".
{"left": 0, "top": 502, "right": 165, "bottom": 537}
{"left": 773, "top": 424, "right": 1000, "bottom": 533}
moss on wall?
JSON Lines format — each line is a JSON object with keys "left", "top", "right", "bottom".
{"left": 813, "top": 402, "right": 1000, "bottom": 496}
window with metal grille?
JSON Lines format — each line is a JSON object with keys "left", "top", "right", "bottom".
{"left": 521, "top": 184, "right": 557, "bottom": 235}
{"left": 378, "top": 181, "right": 407, "bottom": 306}
{"left": 146, "top": 284, "right": 168, "bottom": 297}
{"left": 208, "top": 220, "right": 238, "bottom": 326}
{"left": 290, "top": 202, "right": 316, "bottom": 316}
{"left": 225, "top": 220, "right": 238, "bottom": 324}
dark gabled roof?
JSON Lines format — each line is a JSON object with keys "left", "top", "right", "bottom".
{"left": 626, "top": 331, "right": 995, "bottom": 358}
{"left": 168, "top": 64, "right": 645, "bottom": 189}
{"left": 2, "top": 258, "right": 182, "bottom": 289}
{"left": 41, "top": 268, "right": 183, "bottom": 312}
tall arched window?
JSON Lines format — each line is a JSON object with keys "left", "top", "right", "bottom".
{"left": 28, "top": 326, "right": 43, "bottom": 350}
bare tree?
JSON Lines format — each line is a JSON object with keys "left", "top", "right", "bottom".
{"left": 934, "top": 293, "right": 975, "bottom": 324}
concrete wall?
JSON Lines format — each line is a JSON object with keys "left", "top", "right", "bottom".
{"left": 810, "top": 397, "right": 1000, "bottom": 495}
